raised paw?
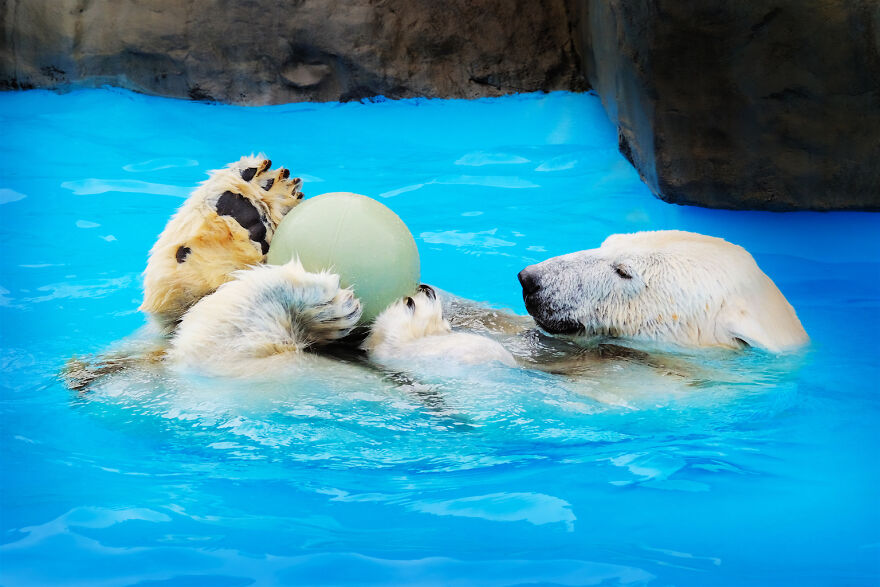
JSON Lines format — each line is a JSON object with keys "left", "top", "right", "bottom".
{"left": 363, "top": 284, "right": 450, "bottom": 353}
{"left": 140, "top": 154, "right": 305, "bottom": 330}
{"left": 259, "top": 167, "right": 304, "bottom": 218}
{"left": 303, "top": 285, "right": 362, "bottom": 344}
{"left": 363, "top": 284, "right": 516, "bottom": 367}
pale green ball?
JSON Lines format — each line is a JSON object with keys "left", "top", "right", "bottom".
{"left": 266, "top": 192, "right": 420, "bottom": 324}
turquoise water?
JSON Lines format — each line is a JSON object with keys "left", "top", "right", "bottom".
{"left": 1, "top": 88, "right": 878, "bottom": 586}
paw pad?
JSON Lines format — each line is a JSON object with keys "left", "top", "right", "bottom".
{"left": 216, "top": 191, "right": 269, "bottom": 254}
{"left": 175, "top": 245, "right": 191, "bottom": 263}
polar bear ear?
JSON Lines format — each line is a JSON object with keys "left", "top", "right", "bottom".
{"left": 718, "top": 298, "right": 784, "bottom": 353}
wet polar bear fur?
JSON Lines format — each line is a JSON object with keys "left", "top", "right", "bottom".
{"left": 146, "top": 156, "right": 514, "bottom": 376}
{"left": 141, "top": 155, "right": 304, "bottom": 331}
{"left": 519, "top": 230, "right": 808, "bottom": 353}
{"left": 168, "top": 259, "right": 362, "bottom": 377}
{"left": 170, "top": 270, "right": 515, "bottom": 377}
{"left": 363, "top": 285, "right": 517, "bottom": 367}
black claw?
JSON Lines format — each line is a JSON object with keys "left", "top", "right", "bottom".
{"left": 405, "top": 297, "right": 416, "bottom": 312}
{"left": 262, "top": 159, "right": 271, "bottom": 170}
{"left": 241, "top": 167, "right": 258, "bottom": 182}
{"left": 281, "top": 168, "right": 290, "bottom": 180}
{"left": 418, "top": 284, "right": 436, "bottom": 300}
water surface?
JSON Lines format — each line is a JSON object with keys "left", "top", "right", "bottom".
{"left": 1, "top": 88, "right": 878, "bottom": 586}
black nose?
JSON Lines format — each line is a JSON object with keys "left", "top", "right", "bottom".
{"left": 518, "top": 267, "right": 540, "bottom": 296}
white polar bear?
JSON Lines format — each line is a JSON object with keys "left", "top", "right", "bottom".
{"left": 518, "top": 230, "right": 808, "bottom": 353}
{"left": 142, "top": 156, "right": 514, "bottom": 378}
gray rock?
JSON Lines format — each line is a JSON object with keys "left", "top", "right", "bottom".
{"left": 568, "top": 0, "right": 880, "bottom": 210}
{"left": 0, "top": 0, "right": 584, "bottom": 104}
{"left": 3, "top": 0, "right": 878, "bottom": 210}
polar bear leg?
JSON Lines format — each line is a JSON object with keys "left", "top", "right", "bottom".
{"left": 141, "top": 155, "right": 305, "bottom": 331}
{"left": 168, "top": 260, "right": 361, "bottom": 375}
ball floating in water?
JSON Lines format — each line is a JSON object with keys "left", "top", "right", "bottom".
{"left": 266, "top": 192, "right": 420, "bottom": 324}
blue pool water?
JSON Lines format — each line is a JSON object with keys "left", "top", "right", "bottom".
{"left": 1, "top": 88, "right": 878, "bottom": 586}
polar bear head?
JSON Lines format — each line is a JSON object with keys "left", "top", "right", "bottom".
{"left": 518, "top": 231, "right": 808, "bottom": 352}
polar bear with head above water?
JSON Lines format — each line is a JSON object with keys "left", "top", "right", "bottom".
{"left": 518, "top": 230, "right": 808, "bottom": 353}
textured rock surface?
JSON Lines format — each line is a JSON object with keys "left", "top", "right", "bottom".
{"left": 0, "top": 0, "right": 584, "bottom": 104}
{"left": 568, "top": 0, "right": 880, "bottom": 210}
{"left": 4, "top": 0, "right": 878, "bottom": 210}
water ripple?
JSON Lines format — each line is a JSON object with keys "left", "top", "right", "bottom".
{"left": 61, "top": 179, "right": 192, "bottom": 197}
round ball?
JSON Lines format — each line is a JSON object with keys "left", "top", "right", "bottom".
{"left": 266, "top": 192, "right": 420, "bottom": 324}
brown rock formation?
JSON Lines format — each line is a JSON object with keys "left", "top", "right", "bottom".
{"left": 0, "top": 0, "right": 584, "bottom": 104}
{"left": 3, "top": 0, "right": 878, "bottom": 210}
{"left": 568, "top": 0, "right": 880, "bottom": 210}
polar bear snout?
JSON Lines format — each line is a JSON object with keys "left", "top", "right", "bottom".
{"left": 518, "top": 265, "right": 542, "bottom": 318}
{"left": 519, "top": 263, "right": 583, "bottom": 335}
{"left": 518, "top": 266, "right": 550, "bottom": 326}
{"left": 518, "top": 267, "right": 540, "bottom": 296}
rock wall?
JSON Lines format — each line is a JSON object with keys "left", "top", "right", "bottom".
{"left": 0, "top": 0, "right": 584, "bottom": 104}
{"left": 3, "top": 0, "right": 878, "bottom": 210}
{"left": 567, "top": 0, "right": 880, "bottom": 210}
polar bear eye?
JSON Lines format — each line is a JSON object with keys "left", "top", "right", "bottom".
{"left": 612, "top": 263, "right": 632, "bottom": 279}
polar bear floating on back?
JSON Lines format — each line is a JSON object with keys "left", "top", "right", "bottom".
{"left": 518, "top": 230, "right": 808, "bottom": 353}
{"left": 140, "top": 155, "right": 513, "bottom": 377}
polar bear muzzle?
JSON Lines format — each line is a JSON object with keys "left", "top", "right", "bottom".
{"left": 518, "top": 265, "right": 583, "bottom": 335}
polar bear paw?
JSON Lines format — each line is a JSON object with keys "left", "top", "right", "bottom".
{"left": 287, "top": 264, "right": 363, "bottom": 346}
{"left": 140, "top": 154, "right": 305, "bottom": 330}
{"left": 364, "top": 285, "right": 451, "bottom": 355}
{"left": 258, "top": 165, "right": 305, "bottom": 212}
{"left": 363, "top": 285, "right": 517, "bottom": 367}
{"left": 168, "top": 259, "right": 362, "bottom": 372}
